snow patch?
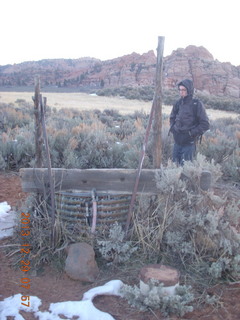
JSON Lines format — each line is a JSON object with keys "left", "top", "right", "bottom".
{"left": 0, "top": 201, "right": 16, "bottom": 239}
{"left": 0, "top": 280, "right": 124, "bottom": 320}
{"left": 0, "top": 201, "right": 11, "bottom": 220}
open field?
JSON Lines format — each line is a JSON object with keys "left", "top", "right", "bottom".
{"left": 0, "top": 91, "right": 239, "bottom": 120}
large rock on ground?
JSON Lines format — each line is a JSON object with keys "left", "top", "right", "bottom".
{"left": 65, "top": 242, "right": 99, "bottom": 282}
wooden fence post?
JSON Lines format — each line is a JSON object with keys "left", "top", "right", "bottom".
{"left": 153, "top": 36, "right": 165, "bottom": 168}
{"left": 124, "top": 36, "right": 165, "bottom": 235}
{"left": 32, "top": 80, "right": 56, "bottom": 247}
{"left": 33, "top": 77, "right": 43, "bottom": 168}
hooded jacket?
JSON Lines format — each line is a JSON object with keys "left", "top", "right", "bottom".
{"left": 169, "top": 79, "right": 210, "bottom": 146}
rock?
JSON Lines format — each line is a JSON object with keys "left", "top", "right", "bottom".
{"left": 65, "top": 242, "right": 99, "bottom": 282}
{"left": 1, "top": 45, "right": 240, "bottom": 98}
{"left": 139, "top": 264, "right": 180, "bottom": 296}
{"left": 200, "top": 170, "right": 212, "bottom": 191}
{"left": 164, "top": 46, "right": 240, "bottom": 98}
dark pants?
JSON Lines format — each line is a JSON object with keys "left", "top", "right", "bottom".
{"left": 172, "top": 142, "right": 196, "bottom": 166}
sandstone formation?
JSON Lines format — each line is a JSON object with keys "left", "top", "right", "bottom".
{"left": 163, "top": 45, "right": 240, "bottom": 98}
{"left": 0, "top": 45, "right": 240, "bottom": 98}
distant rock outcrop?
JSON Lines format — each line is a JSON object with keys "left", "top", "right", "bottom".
{"left": 0, "top": 45, "right": 240, "bottom": 98}
{"left": 163, "top": 45, "right": 240, "bottom": 98}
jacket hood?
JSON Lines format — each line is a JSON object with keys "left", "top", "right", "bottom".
{"left": 178, "top": 79, "right": 194, "bottom": 96}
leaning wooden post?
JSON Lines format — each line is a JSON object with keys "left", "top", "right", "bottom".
{"left": 33, "top": 77, "right": 43, "bottom": 168}
{"left": 124, "top": 37, "right": 165, "bottom": 235}
{"left": 41, "top": 96, "right": 56, "bottom": 248}
{"left": 153, "top": 36, "right": 165, "bottom": 168}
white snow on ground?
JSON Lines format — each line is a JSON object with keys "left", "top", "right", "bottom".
{"left": 0, "top": 201, "right": 16, "bottom": 239}
{"left": 0, "top": 202, "right": 11, "bottom": 219}
{"left": 82, "top": 280, "right": 123, "bottom": 300}
{"left": 0, "top": 294, "right": 42, "bottom": 320}
{"left": 0, "top": 202, "right": 124, "bottom": 319}
{"left": 0, "top": 278, "right": 123, "bottom": 319}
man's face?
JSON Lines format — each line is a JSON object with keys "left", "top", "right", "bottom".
{"left": 179, "top": 85, "right": 188, "bottom": 98}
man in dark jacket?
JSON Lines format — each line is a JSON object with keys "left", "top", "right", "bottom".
{"left": 169, "top": 79, "right": 209, "bottom": 165}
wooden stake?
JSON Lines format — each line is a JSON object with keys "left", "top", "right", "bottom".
{"left": 33, "top": 77, "right": 43, "bottom": 168}
{"left": 124, "top": 36, "right": 165, "bottom": 235}
{"left": 153, "top": 36, "right": 165, "bottom": 168}
{"left": 41, "top": 96, "right": 56, "bottom": 248}
{"left": 124, "top": 97, "right": 157, "bottom": 235}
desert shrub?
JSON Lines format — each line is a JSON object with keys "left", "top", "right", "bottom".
{"left": 0, "top": 100, "right": 239, "bottom": 177}
{"left": 48, "top": 128, "right": 72, "bottom": 167}
{"left": 0, "top": 126, "right": 35, "bottom": 170}
{"left": 0, "top": 103, "right": 32, "bottom": 130}
{"left": 121, "top": 280, "right": 194, "bottom": 316}
{"left": 195, "top": 92, "right": 240, "bottom": 113}
{"left": 43, "top": 110, "right": 127, "bottom": 169}
{"left": 97, "top": 86, "right": 180, "bottom": 105}
{"left": 132, "top": 155, "right": 240, "bottom": 283}
{"left": 0, "top": 153, "right": 6, "bottom": 170}
{"left": 111, "top": 119, "right": 135, "bottom": 140}
{"left": 162, "top": 88, "right": 180, "bottom": 106}
{"left": 10, "top": 195, "right": 71, "bottom": 270}
{"left": 97, "top": 86, "right": 155, "bottom": 101}
{"left": 97, "top": 86, "right": 184, "bottom": 105}
{"left": 96, "top": 86, "right": 240, "bottom": 113}
{"left": 198, "top": 117, "right": 240, "bottom": 168}
{"left": 102, "top": 108, "right": 121, "bottom": 119}
{"left": 97, "top": 222, "right": 138, "bottom": 264}
{"left": 220, "top": 149, "right": 240, "bottom": 182}
{"left": 209, "top": 117, "right": 240, "bottom": 135}
{"left": 122, "top": 118, "right": 151, "bottom": 168}
{"left": 98, "top": 113, "right": 114, "bottom": 127}
{"left": 65, "top": 121, "right": 124, "bottom": 169}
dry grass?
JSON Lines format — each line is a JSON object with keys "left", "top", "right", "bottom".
{"left": 0, "top": 91, "right": 238, "bottom": 119}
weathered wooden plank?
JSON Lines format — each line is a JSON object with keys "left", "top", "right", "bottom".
{"left": 20, "top": 168, "right": 160, "bottom": 194}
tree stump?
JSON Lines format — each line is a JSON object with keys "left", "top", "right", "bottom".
{"left": 139, "top": 264, "right": 180, "bottom": 296}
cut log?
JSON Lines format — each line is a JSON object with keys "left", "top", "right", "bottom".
{"left": 139, "top": 264, "right": 180, "bottom": 296}
{"left": 20, "top": 168, "right": 160, "bottom": 194}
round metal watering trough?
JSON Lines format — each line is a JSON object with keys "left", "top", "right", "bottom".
{"left": 55, "top": 190, "right": 131, "bottom": 231}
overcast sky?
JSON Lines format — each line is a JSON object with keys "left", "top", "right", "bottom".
{"left": 1, "top": 0, "right": 239, "bottom": 66}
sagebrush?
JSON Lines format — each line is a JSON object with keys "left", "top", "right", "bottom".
{"left": 132, "top": 155, "right": 240, "bottom": 283}
{"left": 0, "top": 101, "right": 240, "bottom": 182}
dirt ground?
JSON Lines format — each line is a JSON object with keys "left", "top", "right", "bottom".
{"left": 0, "top": 171, "right": 240, "bottom": 320}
